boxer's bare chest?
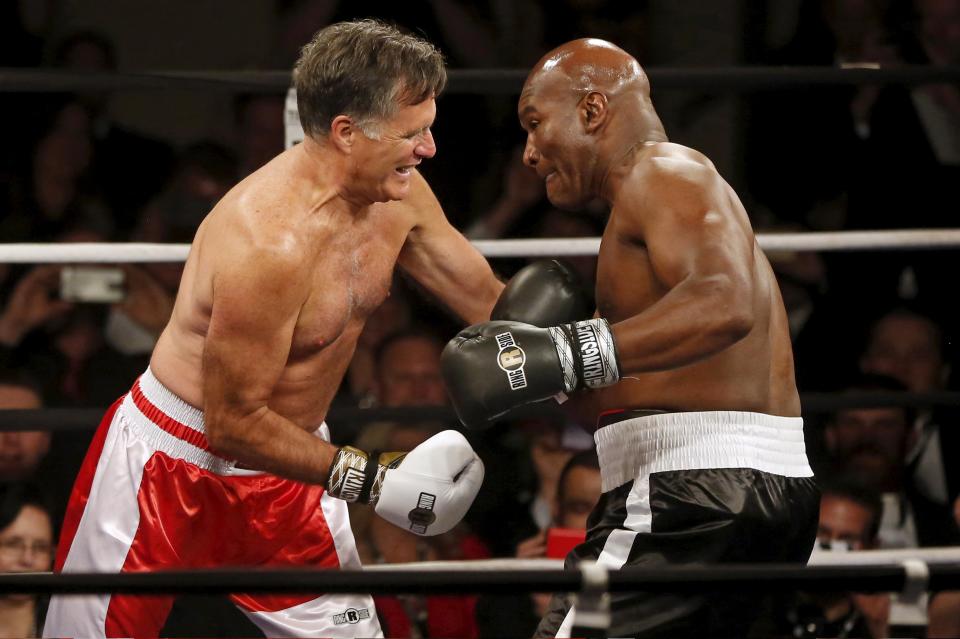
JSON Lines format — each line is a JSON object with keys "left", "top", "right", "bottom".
{"left": 289, "top": 219, "right": 405, "bottom": 361}
{"left": 595, "top": 219, "right": 666, "bottom": 322}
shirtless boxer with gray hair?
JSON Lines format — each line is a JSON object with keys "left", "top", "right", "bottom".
{"left": 443, "top": 39, "right": 819, "bottom": 637}
{"left": 45, "top": 20, "right": 501, "bottom": 638}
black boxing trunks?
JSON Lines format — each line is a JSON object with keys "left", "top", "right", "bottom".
{"left": 44, "top": 368, "right": 382, "bottom": 638}
{"left": 535, "top": 410, "right": 819, "bottom": 638}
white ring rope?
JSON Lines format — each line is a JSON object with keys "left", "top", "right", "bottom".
{"left": 363, "top": 545, "right": 960, "bottom": 571}
{"left": 1, "top": 229, "right": 959, "bottom": 263}
{"left": 22, "top": 546, "right": 960, "bottom": 576}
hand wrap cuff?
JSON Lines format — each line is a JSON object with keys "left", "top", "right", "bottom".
{"left": 548, "top": 318, "right": 621, "bottom": 392}
{"left": 326, "top": 446, "right": 407, "bottom": 505}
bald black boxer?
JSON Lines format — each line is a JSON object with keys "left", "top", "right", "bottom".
{"left": 443, "top": 39, "right": 819, "bottom": 638}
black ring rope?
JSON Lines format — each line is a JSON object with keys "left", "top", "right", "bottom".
{"left": 0, "top": 562, "right": 956, "bottom": 596}
{"left": 0, "top": 391, "right": 958, "bottom": 432}
{"left": 1, "top": 66, "right": 958, "bottom": 94}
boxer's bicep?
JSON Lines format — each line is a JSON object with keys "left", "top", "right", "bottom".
{"left": 398, "top": 172, "right": 503, "bottom": 324}
{"left": 637, "top": 162, "right": 754, "bottom": 301}
{"left": 203, "top": 244, "right": 303, "bottom": 437}
{"left": 605, "top": 163, "right": 756, "bottom": 371}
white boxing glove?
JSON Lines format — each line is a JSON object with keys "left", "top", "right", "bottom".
{"left": 325, "top": 430, "right": 484, "bottom": 536}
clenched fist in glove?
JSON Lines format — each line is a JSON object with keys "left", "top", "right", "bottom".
{"left": 326, "top": 430, "right": 484, "bottom": 536}
{"left": 442, "top": 318, "right": 621, "bottom": 430}
{"left": 492, "top": 259, "right": 589, "bottom": 327}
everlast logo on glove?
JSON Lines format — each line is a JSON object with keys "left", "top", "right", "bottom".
{"left": 495, "top": 332, "right": 528, "bottom": 390}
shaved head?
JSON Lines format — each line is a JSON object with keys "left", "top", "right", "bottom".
{"left": 523, "top": 38, "right": 650, "bottom": 103}
{"left": 517, "top": 38, "right": 664, "bottom": 210}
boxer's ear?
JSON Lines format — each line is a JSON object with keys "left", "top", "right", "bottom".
{"left": 580, "top": 91, "right": 608, "bottom": 134}
{"left": 330, "top": 115, "right": 356, "bottom": 153}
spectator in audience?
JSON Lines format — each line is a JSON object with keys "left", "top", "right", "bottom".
{"left": 0, "top": 258, "right": 105, "bottom": 406}
{"left": 521, "top": 419, "right": 591, "bottom": 531}
{"left": 0, "top": 337, "right": 98, "bottom": 528}
{"left": 465, "top": 145, "right": 545, "bottom": 241}
{"left": 51, "top": 30, "right": 175, "bottom": 233}
{"left": 0, "top": 266, "right": 72, "bottom": 356}
{"left": 515, "top": 448, "right": 601, "bottom": 558}
{"left": 0, "top": 230, "right": 110, "bottom": 407}
{"left": 233, "top": 93, "right": 287, "bottom": 177}
{"left": 860, "top": 305, "right": 950, "bottom": 396}
{"left": 463, "top": 146, "right": 600, "bottom": 293}
{"left": 928, "top": 587, "right": 960, "bottom": 638}
{"left": 744, "top": 0, "right": 960, "bottom": 316}
{"left": 476, "top": 450, "right": 602, "bottom": 638}
{"left": 0, "top": 99, "right": 112, "bottom": 244}
{"left": 371, "top": 329, "right": 449, "bottom": 409}
{"left": 822, "top": 373, "right": 959, "bottom": 548}
{"left": 858, "top": 304, "right": 959, "bottom": 510}
{"left": 745, "top": 0, "right": 902, "bottom": 230}
{"left": 751, "top": 476, "right": 888, "bottom": 639}
{"left": 904, "top": 0, "right": 960, "bottom": 187}
{"left": 134, "top": 140, "right": 238, "bottom": 247}
{"left": 100, "top": 264, "right": 175, "bottom": 360}
{"left": 0, "top": 482, "right": 55, "bottom": 638}
{"left": 0, "top": 372, "right": 49, "bottom": 483}
{"left": 0, "top": 232, "right": 173, "bottom": 410}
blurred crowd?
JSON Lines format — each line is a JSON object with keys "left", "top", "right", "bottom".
{"left": 1, "top": 0, "right": 959, "bottom": 637}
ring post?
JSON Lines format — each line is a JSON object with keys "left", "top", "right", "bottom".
{"left": 889, "top": 559, "right": 929, "bottom": 637}
{"left": 571, "top": 562, "right": 611, "bottom": 638}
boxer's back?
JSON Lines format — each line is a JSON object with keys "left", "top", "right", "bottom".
{"left": 590, "top": 143, "right": 800, "bottom": 418}
{"left": 151, "top": 146, "right": 410, "bottom": 427}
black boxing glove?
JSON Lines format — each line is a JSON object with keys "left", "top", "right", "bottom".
{"left": 441, "top": 319, "right": 620, "bottom": 430}
{"left": 491, "top": 260, "right": 590, "bottom": 327}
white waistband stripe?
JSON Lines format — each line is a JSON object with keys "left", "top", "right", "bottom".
{"left": 595, "top": 411, "right": 813, "bottom": 492}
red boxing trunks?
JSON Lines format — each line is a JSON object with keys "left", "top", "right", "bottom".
{"left": 43, "top": 368, "right": 382, "bottom": 638}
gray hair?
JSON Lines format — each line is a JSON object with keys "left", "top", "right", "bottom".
{"left": 294, "top": 19, "right": 446, "bottom": 139}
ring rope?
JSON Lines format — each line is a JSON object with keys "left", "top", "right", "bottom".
{"left": 1, "top": 66, "right": 958, "bottom": 94}
{"left": 3, "top": 561, "right": 959, "bottom": 596}
{"left": 2, "top": 390, "right": 960, "bottom": 432}
{"left": 368, "top": 546, "right": 960, "bottom": 571}
{"left": 1, "top": 229, "right": 959, "bottom": 264}
{"left": 7, "top": 547, "right": 955, "bottom": 580}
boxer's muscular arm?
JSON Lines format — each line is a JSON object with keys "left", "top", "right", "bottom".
{"left": 202, "top": 235, "right": 337, "bottom": 484}
{"left": 397, "top": 170, "right": 504, "bottom": 324}
{"left": 609, "top": 157, "right": 756, "bottom": 373}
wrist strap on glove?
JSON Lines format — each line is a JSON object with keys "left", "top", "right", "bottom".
{"left": 326, "top": 446, "right": 407, "bottom": 505}
{"left": 548, "top": 318, "right": 621, "bottom": 392}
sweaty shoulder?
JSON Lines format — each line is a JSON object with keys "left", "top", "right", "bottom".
{"left": 202, "top": 174, "right": 311, "bottom": 278}
{"left": 618, "top": 143, "right": 722, "bottom": 212}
